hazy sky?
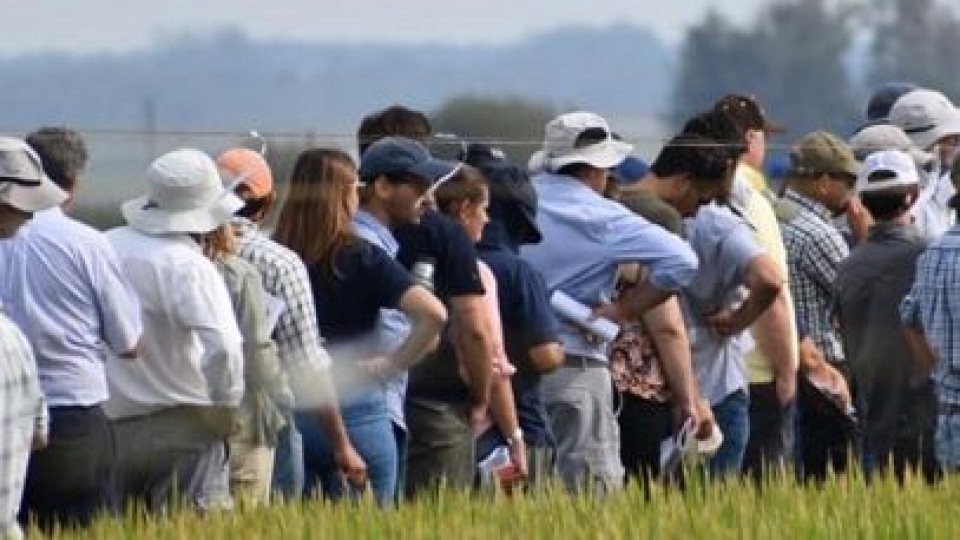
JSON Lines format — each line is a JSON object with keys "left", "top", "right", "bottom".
{"left": 3, "top": 0, "right": 769, "bottom": 56}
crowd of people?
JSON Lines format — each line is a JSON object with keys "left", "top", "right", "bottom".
{"left": 2, "top": 84, "right": 960, "bottom": 536}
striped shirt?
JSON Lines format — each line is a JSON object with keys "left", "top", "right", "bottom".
{"left": 779, "top": 189, "right": 849, "bottom": 364}
{"left": 0, "top": 314, "right": 46, "bottom": 537}
{"left": 901, "top": 225, "right": 960, "bottom": 406}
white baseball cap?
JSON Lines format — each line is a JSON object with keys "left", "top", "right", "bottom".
{"left": 856, "top": 149, "right": 919, "bottom": 194}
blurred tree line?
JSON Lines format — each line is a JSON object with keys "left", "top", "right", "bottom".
{"left": 672, "top": 0, "right": 960, "bottom": 143}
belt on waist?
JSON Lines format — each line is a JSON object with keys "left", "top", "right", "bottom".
{"left": 564, "top": 354, "right": 608, "bottom": 368}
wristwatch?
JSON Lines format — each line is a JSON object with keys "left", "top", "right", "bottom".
{"left": 507, "top": 427, "right": 524, "bottom": 446}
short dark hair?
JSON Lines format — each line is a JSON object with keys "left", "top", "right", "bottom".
{"left": 357, "top": 106, "right": 432, "bottom": 155}
{"left": 650, "top": 133, "right": 732, "bottom": 185}
{"left": 555, "top": 162, "right": 595, "bottom": 179}
{"left": 25, "top": 126, "right": 88, "bottom": 192}
{"left": 680, "top": 109, "right": 747, "bottom": 161}
{"left": 860, "top": 186, "right": 918, "bottom": 221}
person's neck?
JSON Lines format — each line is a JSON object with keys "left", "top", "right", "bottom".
{"left": 639, "top": 172, "right": 671, "bottom": 200}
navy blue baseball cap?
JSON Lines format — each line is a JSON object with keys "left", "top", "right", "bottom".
{"left": 359, "top": 136, "right": 460, "bottom": 185}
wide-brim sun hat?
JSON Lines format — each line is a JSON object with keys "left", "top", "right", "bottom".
{"left": 122, "top": 148, "right": 243, "bottom": 235}
{"left": 0, "top": 136, "right": 67, "bottom": 212}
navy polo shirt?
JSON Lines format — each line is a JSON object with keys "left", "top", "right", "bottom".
{"left": 395, "top": 210, "right": 486, "bottom": 403}
{"left": 394, "top": 210, "right": 485, "bottom": 300}
{"left": 309, "top": 239, "right": 414, "bottom": 345}
{"left": 477, "top": 228, "right": 561, "bottom": 448}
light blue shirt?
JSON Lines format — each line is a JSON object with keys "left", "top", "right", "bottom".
{"left": 0, "top": 207, "right": 142, "bottom": 407}
{"left": 354, "top": 209, "right": 411, "bottom": 430}
{"left": 681, "top": 203, "right": 763, "bottom": 405}
{"left": 521, "top": 173, "right": 699, "bottom": 362}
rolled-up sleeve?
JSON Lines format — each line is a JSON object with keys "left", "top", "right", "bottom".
{"left": 604, "top": 213, "right": 699, "bottom": 291}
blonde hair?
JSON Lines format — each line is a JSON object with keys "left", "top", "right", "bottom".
{"left": 200, "top": 223, "right": 237, "bottom": 263}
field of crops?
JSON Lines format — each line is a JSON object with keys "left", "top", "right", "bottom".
{"left": 34, "top": 470, "right": 960, "bottom": 539}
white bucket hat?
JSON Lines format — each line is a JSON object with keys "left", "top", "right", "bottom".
{"left": 539, "top": 111, "right": 632, "bottom": 172}
{"left": 122, "top": 148, "right": 243, "bottom": 235}
{"left": 888, "top": 89, "right": 960, "bottom": 151}
{"left": 0, "top": 136, "right": 67, "bottom": 212}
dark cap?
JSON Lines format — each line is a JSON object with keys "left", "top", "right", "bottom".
{"left": 460, "top": 142, "right": 508, "bottom": 170}
{"left": 359, "top": 136, "right": 460, "bottom": 185}
{"left": 713, "top": 94, "right": 785, "bottom": 133}
{"left": 462, "top": 143, "right": 542, "bottom": 245}
{"left": 866, "top": 82, "right": 917, "bottom": 122}
{"left": 486, "top": 164, "right": 542, "bottom": 245}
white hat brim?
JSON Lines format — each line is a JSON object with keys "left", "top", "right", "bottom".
{"left": 3, "top": 175, "right": 67, "bottom": 212}
{"left": 545, "top": 139, "right": 633, "bottom": 172}
{"left": 910, "top": 116, "right": 960, "bottom": 151}
{"left": 122, "top": 190, "right": 243, "bottom": 235}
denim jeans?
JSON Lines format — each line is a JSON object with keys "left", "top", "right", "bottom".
{"left": 271, "top": 419, "right": 304, "bottom": 499}
{"left": 709, "top": 389, "right": 750, "bottom": 478}
{"left": 297, "top": 390, "right": 397, "bottom": 506}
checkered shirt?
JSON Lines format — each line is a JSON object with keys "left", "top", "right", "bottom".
{"left": 779, "top": 189, "right": 849, "bottom": 364}
{"left": 0, "top": 313, "right": 46, "bottom": 535}
{"left": 232, "top": 217, "right": 331, "bottom": 374}
{"left": 901, "top": 225, "right": 960, "bottom": 406}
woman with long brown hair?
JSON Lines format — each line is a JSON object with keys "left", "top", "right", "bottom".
{"left": 273, "top": 148, "right": 446, "bottom": 505}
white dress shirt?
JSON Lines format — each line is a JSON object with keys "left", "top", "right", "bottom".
{"left": 104, "top": 226, "right": 244, "bottom": 419}
{"left": 0, "top": 207, "right": 142, "bottom": 406}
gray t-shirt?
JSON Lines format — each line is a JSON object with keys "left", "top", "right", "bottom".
{"left": 682, "top": 203, "right": 764, "bottom": 405}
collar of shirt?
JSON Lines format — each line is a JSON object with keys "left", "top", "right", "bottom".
{"left": 867, "top": 221, "right": 921, "bottom": 243}
{"left": 784, "top": 188, "right": 834, "bottom": 225}
{"left": 537, "top": 172, "right": 599, "bottom": 200}
{"left": 231, "top": 216, "right": 259, "bottom": 238}
{"left": 354, "top": 209, "right": 399, "bottom": 257}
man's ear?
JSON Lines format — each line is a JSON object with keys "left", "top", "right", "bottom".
{"left": 371, "top": 175, "right": 393, "bottom": 199}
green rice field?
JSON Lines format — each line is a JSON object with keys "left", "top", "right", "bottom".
{"left": 35, "top": 470, "right": 960, "bottom": 539}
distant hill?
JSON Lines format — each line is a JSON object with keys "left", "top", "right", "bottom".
{"left": 0, "top": 25, "right": 674, "bottom": 135}
{"left": 0, "top": 25, "right": 674, "bottom": 220}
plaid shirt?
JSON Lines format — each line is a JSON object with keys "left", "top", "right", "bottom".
{"left": 233, "top": 217, "right": 331, "bottom": 376}
{"left": 779, "top": 189, "right": 849, "bottom": 364}
{"left": 901, "top": 225, "right": 960, "bottom": 406}
{"left": 0, "top": 313, "right": 46, "bottom": 536}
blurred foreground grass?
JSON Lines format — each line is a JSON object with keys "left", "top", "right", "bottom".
{"left": 35, "top": 470, "right": 960, "bottom": 539}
